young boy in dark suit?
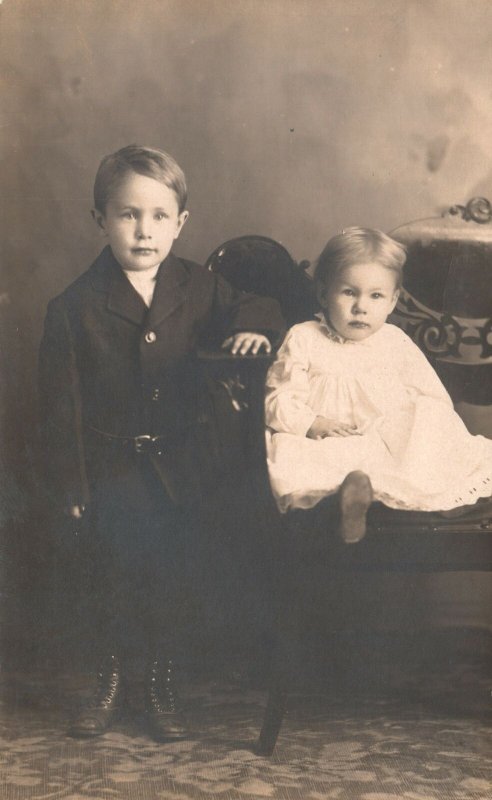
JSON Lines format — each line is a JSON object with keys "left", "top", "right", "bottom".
{"left": 39, "top": 145, "right": 283, "bottom": 741}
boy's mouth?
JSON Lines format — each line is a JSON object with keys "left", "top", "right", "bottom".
{"left": 349, "top": 321, "right": 369, "bottom": 328}
{"left": 132, "top": 247, "right": 157, "bottom": 254}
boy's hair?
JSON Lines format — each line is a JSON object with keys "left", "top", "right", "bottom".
{"left": 314, "top": 227, "right": 406, "bottom": 289}
{"left": 93, "top": 144, "right": 188, "bottom": 213}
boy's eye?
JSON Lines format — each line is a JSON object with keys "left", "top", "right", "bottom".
{"left": 371, "top": 293, "right": 383, "bottom": 299}
{"left": 154, "top": 213, "right": 167, "bottom": 221}
{"left": 342, "top": 289, "right": 354, "bottom": 296}
{"left": 122, "top": 211, "right": 136, "bottom": 219}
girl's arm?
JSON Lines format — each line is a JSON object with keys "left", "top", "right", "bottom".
{"left": 265, "top": 327, "right": 318, "bottom": 435}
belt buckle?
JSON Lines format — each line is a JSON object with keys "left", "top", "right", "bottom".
{"left": 134, "top": 434, "right": 154, "bottom": 454}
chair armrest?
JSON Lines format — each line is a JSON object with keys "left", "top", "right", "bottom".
{"left": 197, "top": 349, "right": 273, "bottom": 411}
{"left": 197, "top": 348, "right": 273, "bottom": 366}
{"left": 197, "top": 349, "right": 274, "bottom": 467}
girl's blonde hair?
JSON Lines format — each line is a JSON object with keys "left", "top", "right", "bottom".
{"left": 314, "top": 227, "right": 406, "bottom": 289}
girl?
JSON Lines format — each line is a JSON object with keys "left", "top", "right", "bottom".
{"left": 265, "top": 227, "right": 492, "bottom": 543}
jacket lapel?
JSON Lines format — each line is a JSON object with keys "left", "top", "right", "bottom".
{"left": 89, "top": 247, "right": 188, "bottom": 328}
{"left": 90, "top": 246, "right": 148, "bottom": 326}
{"left": 147, "top": 252, "right": 188, "bottom": 328}
{"left": 108, "top": 269, "right": 148, "bottom": 326}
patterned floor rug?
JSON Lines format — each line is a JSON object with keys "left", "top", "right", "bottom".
{"left": 1, "top": 630, "right": 491, "bottom": 800}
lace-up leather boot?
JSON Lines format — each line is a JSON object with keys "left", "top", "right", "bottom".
{"left": 145, "top": 658, "right": 188, "bottom": 742}
{"left": 69, "top": 654, "right": 123, "bottom": 737}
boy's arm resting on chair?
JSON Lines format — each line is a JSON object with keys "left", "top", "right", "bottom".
{"left": 211, "top": 271, "right": 285, "bottom": 355}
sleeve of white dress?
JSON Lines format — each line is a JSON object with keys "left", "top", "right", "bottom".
{"left": 264, "top": 326, "right": 317, "bottom": 436}
{"left": 393, "top": 326, "right": 453, "bottom": 407}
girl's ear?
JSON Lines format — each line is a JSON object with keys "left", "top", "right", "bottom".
{"left": 390, "top": 289, "right": 400, "bottom": 313}
{"left": 91, "top": 208, "right": 108, "bottom": 236}
{"left": 316, "top": 280, "right": 329, "bottom": 308}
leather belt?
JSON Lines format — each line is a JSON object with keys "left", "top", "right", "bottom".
{"left": 87, "top": 425, "right": 172, "bottom": 455}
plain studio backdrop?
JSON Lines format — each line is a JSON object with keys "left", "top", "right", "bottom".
{"left": 1, "top": 0, "right": 492, "bottom": 661}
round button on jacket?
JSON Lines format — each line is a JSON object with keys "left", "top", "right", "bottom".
{"left": 144, "top": 331, "right": 157, "bottom": 344}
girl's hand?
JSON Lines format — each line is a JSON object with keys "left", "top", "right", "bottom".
{"left": 222, "top": 332, "right": 272, "bottom": 355}
{"left": 307, "top": 416, "right": 361, "bottom": 439}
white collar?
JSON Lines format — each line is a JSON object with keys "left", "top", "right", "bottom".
{"left": 315, "top": 312, "right": 356, "bottom": 345}
{"left": 123, "top": 264, "right": 160, "bottom": 307}
{"left": 123, "top": 264, "right": 160, "bottom": 283}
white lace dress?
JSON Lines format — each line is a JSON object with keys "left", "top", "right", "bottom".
{"left": 265, "top": 316, "right": 492, "bottom": 513}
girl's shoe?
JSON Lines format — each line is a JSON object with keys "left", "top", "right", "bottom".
{"left": 338, "top": 471, "right": 373, "bottom": 544}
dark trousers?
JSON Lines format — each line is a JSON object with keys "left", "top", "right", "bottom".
{"left": 87, "top": 454, "right": 204, "bottom": 662}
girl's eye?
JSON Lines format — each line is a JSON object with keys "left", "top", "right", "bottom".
{"left": 372, "top": 293, "right": 383, "bottom": 299}
{"left": 342, "top": 289, "right": 354, "bottom": 296}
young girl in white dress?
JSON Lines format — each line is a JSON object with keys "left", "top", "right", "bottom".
{"left": 265, "top": 227, "right": 492, "bottom": 543}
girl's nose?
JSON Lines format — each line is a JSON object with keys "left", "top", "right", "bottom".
{"left": 352, "top": 299, "right": 367, "bottom": 314}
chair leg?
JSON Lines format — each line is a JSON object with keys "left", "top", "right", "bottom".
{"left": 255, "top": 687, "right": 288, "bottom": 756}
{"left": 255, "top": 595, "right": 302, "bottom": 756}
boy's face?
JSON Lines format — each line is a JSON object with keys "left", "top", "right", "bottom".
{"left": 93, "top": 171, "right": 188, "bottom": 271}
{"left": 318, "top": 261, "right": 399, "bottom": 341}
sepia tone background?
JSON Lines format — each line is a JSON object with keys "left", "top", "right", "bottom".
{"left": 1, "top": 0, "right": 492, "bottom": 665}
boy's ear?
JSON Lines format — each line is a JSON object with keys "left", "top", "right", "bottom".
{"left": 91, "top": 208, "right": 108, "bottom": 236}
{"left": 174, "top": 210, "right": 189, "bottom": 240}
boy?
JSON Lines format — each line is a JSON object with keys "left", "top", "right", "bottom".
{"left": 39, "top": 145, "right": 283, "bottom": 741}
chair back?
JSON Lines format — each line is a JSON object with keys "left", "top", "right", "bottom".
{"left": 206, "top": 235, "right": 316, "bottom": 329}
{"left": 390, "top": 198, "right": 492, "bottom": 417}
{"left": 206, "top": 214, "right": 492, "bottom": 438}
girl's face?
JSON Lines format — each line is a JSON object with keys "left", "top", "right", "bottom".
{"left": 318, "top": 261, "right": 399, "bottom": 342}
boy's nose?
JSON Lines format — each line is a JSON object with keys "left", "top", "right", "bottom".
{"left": 352, "top": 300, "right": 367, "bottom": 314}
{"left": 136, "top": 219, "right": 152, "bottom": 239}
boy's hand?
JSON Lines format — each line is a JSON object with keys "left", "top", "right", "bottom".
{"left": 222, "top": 332, "right": 272, "bottom": 356}
{"left": 307, "top": 416, "right": 361, "bottom": 439}
{"left": 64, "top": 504, "right": 85, "bottom": 519}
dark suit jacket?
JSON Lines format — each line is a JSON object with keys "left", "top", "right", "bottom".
{"left": 39, "top": 246, "right": 284, "bottom": 509}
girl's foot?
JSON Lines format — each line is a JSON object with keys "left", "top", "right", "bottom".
{"left": 338, "top": 471, "right": 373, "bottom": 544}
